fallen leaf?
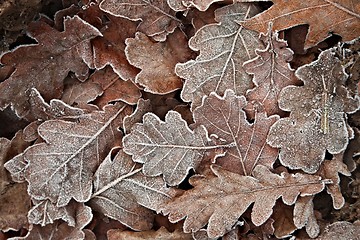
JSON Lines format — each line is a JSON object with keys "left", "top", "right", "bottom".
{"left": 107, "top": 226, "right": 192, "bottom": 240}
{"left": 293, "top": 196, "right": 319, "bottom": 238}
{"left": 240, "top": 0, "right": 360, "bottom": 49}
{"left": 23, "top": 103, "right": 131, "bottom": 207}
{"left": 18, "top": 203, "right": 93, "bottom": 240}
{"left": 162, "top": 165, "right": 328, "bottom": 238}
{"left": 317, "top": 155, "right": 351, "bottom": 209}
{"left": 343, "top": 127, "right": 360, "bottom": 172}
{"left": 99, "top": 0, "right": 181, "bottom": 41}
{"left": 244, "top": 25, "right": 299, "bottom": 118}
{"left": 193, "top": 90, "right": 279, "bottom": 175}
{"left": 272, "top": 203, "right": 296, "bottom": 238}
{"left": 79, "top": 3, "right": 139, "bottom": 80}
{"left": 89, "top": 149, "right": 178, "bottom": 230}
{"left": 267, "top": 49, "right": 360, "bottom": 173}
{"left": 28, "top": 200, "right": 89, "bottom": 227}
{"left": 123, "top": 99, "right": 152, "bottom": 134}
{"left": 176, "top": 3, "right": 262, "bottom": 108}
{"left": 123, "top": 110, "right": 230, "bottom": 186}
{"left": 125, "top": 30, "right": 193, "bottom": 94}
{"left": 0, "top": 16, "right": 101, "bottom": 118}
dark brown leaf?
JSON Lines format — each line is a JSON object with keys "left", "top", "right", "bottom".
{"left": 107, "top": 226, "right": 192, "bottom": 240}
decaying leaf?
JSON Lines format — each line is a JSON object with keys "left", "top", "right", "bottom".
{"left": 89, "top": 149, "right": 178, "bottom": 230}
{"left": 244, "top": 26, "right": 299, "bottom": 118}
{"left": 0, "top": 16, "right": 101, "bottom": 118}
{"left": 193, "top": 90, "right": 279, "bottom": 175}
{"left": 293, "top": 196, "right": 319, "bottom": 238}
{"left": 18, "top": 203, "right": 93, "bottom": 240}
{"left": 125, "top": 30, "right": 193, "bottom": 94}
{"left": 23, "top": 103, "right": 131, "bottom": 207}
{"left": 162, "top": 165, "right": 328, "bottom": 238}
{"left": 267, "top": 49, "right": 360, "bottom": 173}
{"left": 175, "top": 3, "right": 262, "bottom": 108}
{"left": 107, "top": 226, "right": 192, "bottom": 240}
{"left": 99, "top": 0, "right": 181, "bottom": 41}
{"left": 240, "top": 0, "right": 360, "bottom": 49}
{"left": 123, "top": 110, "right": 230, "bottom": 186}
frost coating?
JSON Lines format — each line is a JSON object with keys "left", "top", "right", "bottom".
{"left": 267, "top": 49, "right": 360, "bottom": 173}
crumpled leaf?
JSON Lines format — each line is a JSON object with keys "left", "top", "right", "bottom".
{"left": 317, "top": 221, "right": 360, "bottom": 240}
{"left": 193, "top": 90, "right": 279, "bottom": 175}
{"left": 89, "top": 149, "right": 179, "bottom": 230}
{"left": 125, "top": 30, "right": 193, "bottom": 94}
{"left": 167, "top": 0, "right": 223, "bottom": 11}
{"left": 267, "top": 49, "right": 360, "bottom": 173}
{"left": 175, "top": 3, "right": 262, "bottom": 108}
{"left": 317, "top": 155, "right": 351, "bottom": 209}
{"left": 123, "top": 110, "right": 231, "bottom": 186}
{"left": 17, "top": 203, "right": 93, "bottom": 240}
{"left": 240, "top": 0, "right": 360, "bottom": 49}
{"left": 244, "top": 26, "right": 299, "bottom": 118}
{"left": 0, "top": 16, "right": 101, "bottom": 118}
{"left": 107, "top": 226, "right": 192, "bottom": 240}
{"left": 162, "top": 165, "right": 329, "bottom": 238}
{"left": 22, "top": 103, "right": 131, "bottom": 207}
{"left": 99, "top": 0, "right": 181, "bottom": 41}
{"left": 79, "top": 3, "right": 139, "bottom": 81}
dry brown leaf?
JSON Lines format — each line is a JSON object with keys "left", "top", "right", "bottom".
{"left": 317, "top": 155, "right": 351, "bottom": 209}
{"left": 89, "top": 149, "right": 178, "bottom": 230}
{"left": 123, "top": 99, "right": 152, "bottom": 134}
{"left": 272, "top": 203, "right": 296, "bottom": 238}
{"left": 125, "top": 30, "right": 193, "bottom": 94}
{"left": 344, "top": 127, "right": 360, "bottom": 172}
{"left": 123, "top": 110, "right": 231, "bottom": 186}
{"left": 244, "top": 26, "right": 299, "bottom": 118}
{"left": 240, "top": 0, "right": 360, "bottom": 49}
{"left": 79, "top": 3, "right": 139, "bottom": 81}
{"left": 267, "top": 49, "right": 360, "bottom": 173}
{"left": 17, "top": 204, "right": 93, "bottom": 240}
{"left": 22, "top": 103, "right": 131, "bottom": 207}
{"left": 175, "top": 3, "right": 262, "bottom": 108}
{"left": 193, "top": 90, "right": 279, "bottom": 176}
{"left": 162, "top": 165, "right": 328, "bottom": 238}
{"left": 293, "top": 196, "right": 319, "bottom": 238}
{"left": 107, "top": 226, "right": 192, "bottom": 240}
{"left": 99, "top": 0, "right": 181, "bottom": 41}
{"left": 0, "top": 16, "right": 101, "bottom": 118}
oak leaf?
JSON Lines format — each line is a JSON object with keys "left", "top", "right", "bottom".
{"left": 244, "top": 26, "right": 299, "bottom": 118}
{"left": 240, "top": 0, "right": 360, "bottom": 49}
{"left": 167, "top": 0, "right": 224, "bottom": 11}
{"left": 0, "top": 16, "right": 101, "bottom": 118}
{"left": 123, "top": 110, "right": 228, "bottom": 186}
{"left": 125, "top": 30, "right": 193, "bottom": 94}
{"left": 123, "top": 99, "right": 152, "bottom": 134}
{"left": 162, "top": 165, "right": 328, "bottom": 238}
{"left": 23, "top": 103, "right": 131, "bottom": 207}
{"left": 99, "top": 0, "right": 181, "bottom": 41}
{"left": 293, "top": 196, "right": 319, "bottom": 238}
{"left": 267, "top": 49, "right": 360, "bottom": 173}
{"left": 317, "top": 221, "right": 360, "bottom": 240}
{"left": 89, "top": 149, "right": 178, "bottom": 230}
{"left": 175, "top": 3, "right": 263, "bottom": 108}
{"left": 193, "top": 90, "right": 279, "bottom": 175}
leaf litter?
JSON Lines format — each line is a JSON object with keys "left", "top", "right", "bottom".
{"left": 0, "top": 0, "right": 359, "bottom": 239}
